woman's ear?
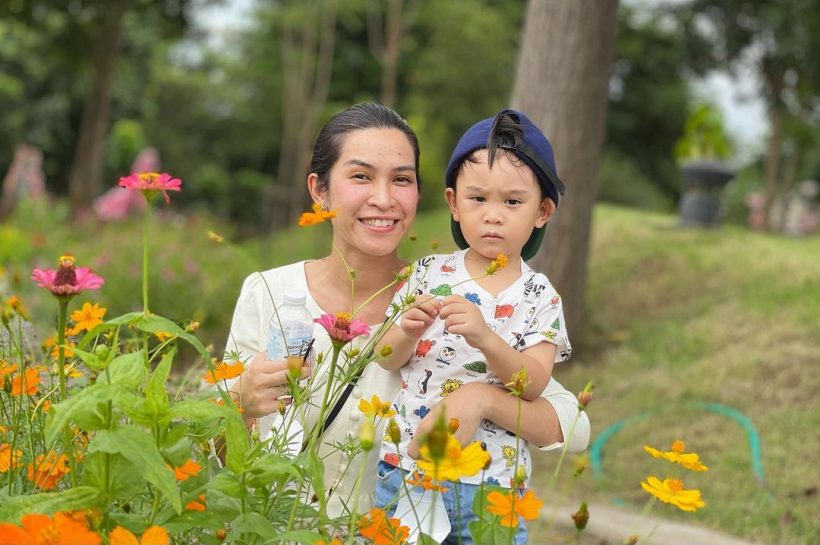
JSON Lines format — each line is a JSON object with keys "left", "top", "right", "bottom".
{"left": 307, "top": 173, "right": 326, "bottom": 207}
{"left": 535, "top": 198, "right": 556, "bottom": 228}
{"left": 444, "top": 187, "right": 460, "bottom": 221}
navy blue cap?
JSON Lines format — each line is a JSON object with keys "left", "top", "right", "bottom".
{"left": 444, "top": 109, "right": 565, "bottom": 261}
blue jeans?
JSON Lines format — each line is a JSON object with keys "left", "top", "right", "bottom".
{"left": 374, "top": 461, "right": 528, "bottom": 545}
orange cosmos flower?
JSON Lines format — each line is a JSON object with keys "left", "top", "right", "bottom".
{"left": 405, "top": 470, "right": 448, "bottom": 493}
{"left": 185, "top": 494, "right": 207, "bottom": 511}
{"left": 486, "top": 489, "right": 543, "bottom": 528}
{"left": 11, "top": 367, "right": 41, "bottom": 396}
{"left": 44, "top": 337, "right": 76, "bottom": 360}
{"left": 203, "top": 360, "right": 245, "bottom": 384}
{"left": 298, "top": 203, "right": 337, "bottom": 226}
{"left": 109, "top": 525, "right": 170, "bottom": 545}
{"left": 0, "top": 512, "right": 101, "bottom": 545}
{"left": 172, "top": 459, "right": 202, "bottom": 481}
{"left": 357, "top": 508, "right": 410, "bottom": 545}
{"left": 0, "top": 443, "right": 23, "bottom": 473}
{"left": 67, "top": 302, "right": 106, "bottom": 335}
{"left": 6, "top": 295, "right": 28, "bottom": 320}
{"left": 0, "top": 360, "right": 15, "bottom": 380}
{"left": 27, "top": 452, "right": 70, "bottom": 490}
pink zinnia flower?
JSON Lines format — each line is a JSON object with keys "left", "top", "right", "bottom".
{"left": 315, "top": 312, "right": 370, "bottom": 345}
{"left": 118, "top": 172, "right": 182, "bottom": 204}
{"left": 31, "top": 254, "right": 104, "bottom": 297}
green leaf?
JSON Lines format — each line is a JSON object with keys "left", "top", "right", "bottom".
{"left": 81, "top": 452, "right": 144, "bottom": 499}
{"left": 134, "top": 314, "right": 211, "bottom": 363}
{"left": 231, "top": 512, "right": 277, "bottom": 541}
{"left": 89, "top": 427, "right": 182, "bottom": 514}
{"left": 45, "top": 384, "right": 125, "bottom": 447}
{"left": 297, "top": 451, "right": 325, "bottom": 510}
{"left": 208, "top": 472, "right": 246, "bottom": 499}
{"left": 223, "top": 414, "right": 249, "bottom": 474}
{"left": 167, "top": 398, "right": 240, "bottom": 424}
{"left": 146, "top": 346, "right": 175, "bottom": 416}
{"left": 105, "top": 350, "right": 147, "bottom": 389}
{"left": 0, "top": 487, "right": 100, "bottom": 523}
{"left": 69, "top": 345, "right": 107, "bottom": 370}
{"left": 418, "top": 534, "right": 440, "bottom": 545}
{"left": 246, "top": 453, "right": 302, "bottom": 489}
{"left": 468, "top": 519, "right": 512, "bottom": 545}
{"left": 77, "top": 312, "right": 140, "bottom": 349}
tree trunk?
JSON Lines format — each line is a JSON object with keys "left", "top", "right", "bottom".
{"left": 367, "top": 0, "right": 417, "bottom": 108}
{"left": 760, "top": 103, "right": 784, "bottom": 232}
{"left": 511, "top": 0, "right": 619, "bottom": 341}
{"left": 269, "top": 0, "right": 337, "bottom": 231}
{"left": 67, "top": 0, "right": 128, "bottom": 217}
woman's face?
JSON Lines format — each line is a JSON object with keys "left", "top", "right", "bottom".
{"left": 318, "top": 128, "right": 420, "bottom": 259}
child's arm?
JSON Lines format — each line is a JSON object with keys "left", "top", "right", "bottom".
{"left": 438, "top": 295, "right": 554, "bottom": 400}
{"left": 378, "top": 296, "right": 442, "bottom": 370}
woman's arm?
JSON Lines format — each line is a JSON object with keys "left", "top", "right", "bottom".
{"left": 406, "top": 379, "right": 589, "bottom": 458}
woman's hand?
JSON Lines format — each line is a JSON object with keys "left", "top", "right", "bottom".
{"left": 230, "top": 351, "right": 308, "bottom": 420}
{"left": 406, "top": 382, "right": 488, "bottom": 459}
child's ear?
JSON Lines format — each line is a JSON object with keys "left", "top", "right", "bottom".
{"left": 445, "top": 187, "right": 460, "bottom": 221}
{"left": 535, "top": 198, "right": 556, "bottom": 228}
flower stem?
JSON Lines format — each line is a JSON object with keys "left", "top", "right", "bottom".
{"left": 56, "top": 299, "right": 68, "bottom": 402}
{"left": 142, "top": 201, "right": 152, "bottom": 314}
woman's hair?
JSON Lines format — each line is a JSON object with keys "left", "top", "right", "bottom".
{"left": 309, "top": 103, "right": 422, "bottom": 192}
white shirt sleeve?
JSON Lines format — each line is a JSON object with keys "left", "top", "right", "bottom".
{"left": 536, "top": 376, "right": 590, "bottom": 452}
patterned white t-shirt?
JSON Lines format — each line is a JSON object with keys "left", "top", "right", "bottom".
{"left": 378, "top": 249, "right": 571, "bottom": 487}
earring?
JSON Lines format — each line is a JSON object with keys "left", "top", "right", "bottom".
{"left": 320, "top": 202, "right": 329, "bottom": 212}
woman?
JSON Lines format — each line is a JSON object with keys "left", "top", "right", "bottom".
{"left": 224, "top": 103, "right": 589, "bottom": 517}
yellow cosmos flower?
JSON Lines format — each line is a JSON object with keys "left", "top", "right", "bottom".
{"left": 0, "top": 443, "right": 23, "bottom": 473}
{"left": 358, "top": 395, "right": 397, "bottom": 419}
{"left": 486, "top": 253, "right": 509, "bottom": 275}
{"left": 417, "top": 434, "right": 490, "bottom": 481}
{"left": 68, "top": 302, "right": 106, "bottom": 335}
{"left": 486, "top": 489, "right": 543, "bottom": 528}
{"left": 207, "top": 231, "right": 224, "bottom": 243}
{"left": 644, "top": 440, "right": 709, "bottom": 472}
{"left": 641, "top": 476, "right": 705, "bottom": 512}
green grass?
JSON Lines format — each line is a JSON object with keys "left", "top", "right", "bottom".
{"left": 531, "top": 205, "right": 820, "bottom": 545}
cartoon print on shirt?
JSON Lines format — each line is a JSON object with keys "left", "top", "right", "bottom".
{"left": 418, "top": 370, "right": 433, "bottom": 395}
{"left": 501, "top": 445, "right": 517, "bottom": 468}
{"left": 435, "top": 346, "right": 456, "bottom": 365}
{"left": 464, "top": 292, "right": 481, "bottom": 305}
{"left": 480, "top": 418, "right": 496, "bottom": 432}
{"left": 550, "top": 317, "right": 561, "bottom": 330}
{"left": 384, "top": 452, "right": 401, "bottom": 467}
{"left": 440, "top": 255, "right": 457, "bottom": 273}
{"left": 415, "top": 339, "right": 436, "bottom": 358}
{"left": 430, "top": 284, "right": 452, "bottom": 297}
{"left": 494, "top": 304, "right": 514, "bottom": 319}
{"left": 400, "top": 378, "right": 408, "bottom": 390}
{"left": 523, "top": 275, "right": 546, "bottom": 298}
{"left": 440, "top": 378, "right": 464, "bottom": 397}
{"left": 413, "top": 405, "right": 431, "bottom": 419}
{"left": 549, "top": 295, "right": 561, "bottom": 307}
{"left": 462, "top": 361, "right": 487, "bottom": 373}
{"left": 541, "top": 330, "right": 558, "bottom": 341}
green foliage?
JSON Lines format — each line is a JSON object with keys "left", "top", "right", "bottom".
{"left": 674, "top": 103, "right": 733, "bottom": 161}
{"left": 596, "top": 151, "right": 674, "bottom": 212}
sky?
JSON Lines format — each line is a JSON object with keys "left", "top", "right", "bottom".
{"left": 193, "top": 0, "right": 768, "bottom": 163}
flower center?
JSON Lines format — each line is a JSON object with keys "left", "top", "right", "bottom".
{"left": 54, "top": 262, "right": 77, "bottom": 287}
{"left": 334, "top": 312, "right": 352, "bottom": 331}
{"left": 667, "top": 478, "right": 684, "bottom": 492}
{"left": 672, "top": 440, "right": 685, "bottom": 453}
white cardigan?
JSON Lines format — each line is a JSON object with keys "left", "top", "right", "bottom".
{"left": 224, "top": 261, "right": 590, "bottom": 517}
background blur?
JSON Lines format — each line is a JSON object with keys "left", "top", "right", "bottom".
{"left": 1, "top": 1, "right": 818, "bottom": 543}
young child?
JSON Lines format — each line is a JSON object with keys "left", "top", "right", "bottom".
{"left": 374, "top": 109, "right": 572, "bottom": 544}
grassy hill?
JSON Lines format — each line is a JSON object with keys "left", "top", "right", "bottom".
{"left": 529, "top": 205, "right": 820, "bottom": 545}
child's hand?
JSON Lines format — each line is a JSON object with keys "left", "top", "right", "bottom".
{"left": 400, "top": 296, "right": 442, "bottom": 339}
{"left": 439, "top": 295, "right": 491, "bottom": 349}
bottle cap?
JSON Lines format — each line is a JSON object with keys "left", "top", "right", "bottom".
{"left": 282, "top": 288, "right": 307, "bottom": 306}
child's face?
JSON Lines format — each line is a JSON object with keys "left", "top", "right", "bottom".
{"left": 445, "top": 150, "right": 553, "bottom": 262}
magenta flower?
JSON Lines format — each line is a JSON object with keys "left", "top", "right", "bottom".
{"left": 118, "top": 172, "right": 182, "bottom": 203}
{"left": 31, "top": 254, "right": 105, "bottom": 297}
{"left": 315, "top": 312, "right": 371, "bottom": 345}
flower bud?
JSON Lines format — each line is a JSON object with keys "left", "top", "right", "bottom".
{"left": 577, "top": 382, "right": 593, "bottom": 410}
{"left": 513, "top": 466, "right": 527, "bottom": 488}
{"left": 397, "top": 265, "right": 412, "bottom": 282}
{"left": 571, "top": 502, "right": 589, "bottom": 531}
{"left": 185, "top": 320, "right": 200, "bottom": 332}
{"left": 359, "top": 422, "right": 375, "bottom": 451}
{"left": 215, "top": 528, "right": 227, "bottom": 542}
{"left": 425, "top": 413, "right": 449, "bottom": 460}
{"left": 287, "top": 355, "right": 303, "bottom": 378}
{"left": 448, "top": 418, "right": 460, "bottom": 434}
{"left": 506, "top": 368, "right": 528, "bottom": 397}
{"left": 431, "top": 240, "right": 438, "bottom": 250}
{"left": 625, "top": 535, "right": 638, "bottom": 545}
{"left": 387, "top": 419, "right": 401, "bottom": 444}
{"left": 380, "top": 345, "right": 393, "bottom": 358}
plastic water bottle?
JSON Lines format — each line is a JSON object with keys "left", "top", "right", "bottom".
{"left": 266, "top": 289, "right": 314, "bottom": 361}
